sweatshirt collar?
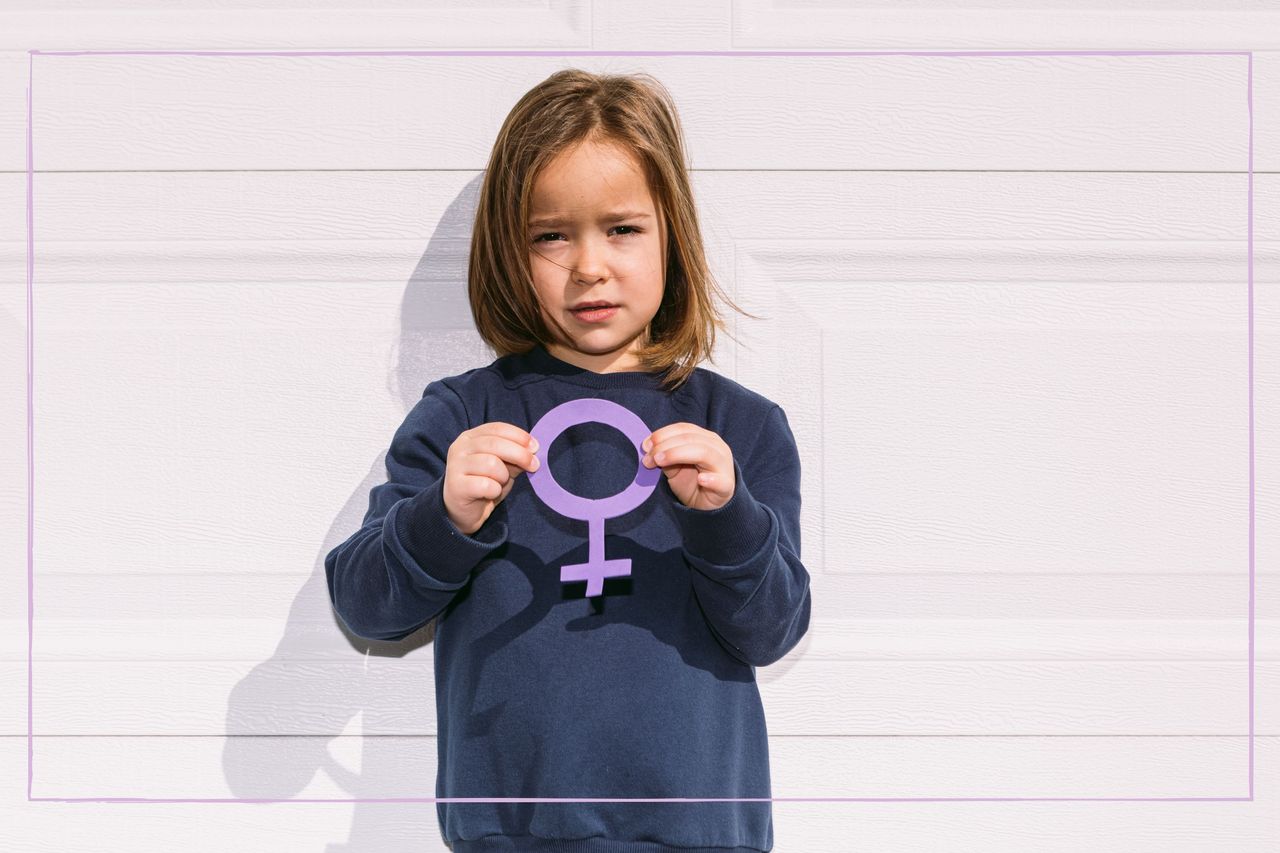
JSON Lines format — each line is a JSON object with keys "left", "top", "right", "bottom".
{"left": 519, "top": 342, "right": 671, "bottom": 390}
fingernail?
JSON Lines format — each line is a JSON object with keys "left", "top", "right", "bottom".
{"left": 531, "top": 455, "right": 540, "bottom": 470}
{"left": 529, "top": 438, "right": 539, "bottom": 452}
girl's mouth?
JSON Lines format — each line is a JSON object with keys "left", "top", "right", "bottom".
{"left": 570, "top": 305, "right": 619, "bottom": 323}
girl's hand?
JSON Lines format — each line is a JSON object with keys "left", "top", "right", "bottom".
{"left": 641, "top": 423, "right": 735, "bottom": 512}
{"left": 443, "top": 422, "right": 540, "bottom": 536}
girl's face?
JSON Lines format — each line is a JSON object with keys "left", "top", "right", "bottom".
{"left": 527, "top": 138, "right": 667, "bottom": 374}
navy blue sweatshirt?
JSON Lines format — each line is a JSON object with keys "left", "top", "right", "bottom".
{"left": 325, "top": 342, "right": 811, "bottom": 852}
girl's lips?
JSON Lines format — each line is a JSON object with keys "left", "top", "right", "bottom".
{"left": 570, "top": 305, "right": 619, "bottom": 323}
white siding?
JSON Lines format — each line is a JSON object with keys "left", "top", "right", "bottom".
{"left": 2, "top": 2, "right": 1279, "bottom": 850}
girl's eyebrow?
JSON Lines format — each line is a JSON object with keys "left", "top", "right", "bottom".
{"left": 529, "top": 210, "right": 653, "bottom": 228}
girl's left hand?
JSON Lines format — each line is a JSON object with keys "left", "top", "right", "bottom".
{"left": 641, "top": 423, "right": 735, "bottom": 512}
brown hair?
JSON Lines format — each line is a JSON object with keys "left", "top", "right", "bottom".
{"left": 467, "top": 68, "right": 761, "bottom": 393}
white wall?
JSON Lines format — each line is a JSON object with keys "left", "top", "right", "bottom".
{"left": 3, "top": 1, "right": 1279, "bottom": 850}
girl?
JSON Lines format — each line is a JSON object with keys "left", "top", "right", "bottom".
{"left": 325, "top": 68, "right": 811, "bottom": 853}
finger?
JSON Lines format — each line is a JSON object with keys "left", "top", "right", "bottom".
{"left": 458, "top": 472, "right": 502, "bottom": 501}
{"left": 457, "top": 452, "right": 517, "bottom": 485}
{"left": 473, "top": 433, "right": 541, "bottom": 473}
{"left": 471, "top": 420, "right": 538, "bottom": 450}
{"left": 643, "top": 436, "right": 704, "bottom": 468}
{"left": 642, "top": 423, "right": 698, "bottom": 454}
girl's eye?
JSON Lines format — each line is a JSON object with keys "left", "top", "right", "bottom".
{"left": 531, "top": 225, "right": 641, "bottom": 244}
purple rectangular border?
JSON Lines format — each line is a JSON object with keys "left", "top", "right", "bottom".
{"left": 24, "top": 48, "right": 1256, "bottom": 805}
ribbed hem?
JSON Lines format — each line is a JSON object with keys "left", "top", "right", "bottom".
{"left": 451, "top": 836, "right": 765, "bottom": 853}
{"left": 386, "top": 475, "right": 508, "bottom": 586}
{"left": 668, "top": 457, "right": 773, "bottom": 567}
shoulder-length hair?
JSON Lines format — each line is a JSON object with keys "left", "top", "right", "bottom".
{"left": 467, "top": 68, "right": 760, "bottom": 393}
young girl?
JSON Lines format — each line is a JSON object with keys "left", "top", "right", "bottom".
{"left": 325, "top": 68, "right": 811, "bottom": 853}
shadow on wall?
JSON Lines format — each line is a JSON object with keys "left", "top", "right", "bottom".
{"left": 221, "top": 174, "right": 489, "bottom": 853}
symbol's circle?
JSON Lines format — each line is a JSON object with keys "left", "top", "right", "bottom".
{"left": 527, "top": 398, "right": 659, "bottom": 520}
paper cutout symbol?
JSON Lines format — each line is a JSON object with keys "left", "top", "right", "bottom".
{"left": 526, "top": 397, "right": 661, "bottom": 597}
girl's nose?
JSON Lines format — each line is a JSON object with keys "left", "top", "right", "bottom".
{"left": 572, "top": 239, "right": 609, "bottom": 282}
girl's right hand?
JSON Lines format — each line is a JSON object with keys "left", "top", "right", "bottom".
{"left": 442, "top": 422, "right": 540, "bottom": 536}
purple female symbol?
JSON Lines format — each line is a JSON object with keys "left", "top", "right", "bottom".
{"left": 526, "top": 398, "right": 661, "bottom": 597}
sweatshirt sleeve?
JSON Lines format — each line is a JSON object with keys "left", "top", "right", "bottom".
{"left": 324, "top": 378, "right": 509, "bottom": 642}
{"left": 668, "top": 404, "right": 812, "bottom": 668}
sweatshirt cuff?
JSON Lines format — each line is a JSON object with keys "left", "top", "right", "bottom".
{"left": 669, "top": 456, "right": 773, "bottom": 567}
{"left": 388, "top": 475, "right": 508, "bottom": 586}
